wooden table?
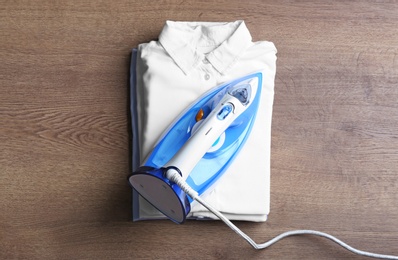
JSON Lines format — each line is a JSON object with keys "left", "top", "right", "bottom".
{"left": 1, "top": 1, "right": 397, "bottom": 259}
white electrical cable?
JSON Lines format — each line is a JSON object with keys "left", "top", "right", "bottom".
{"left": 167, "top": 171, "right": 398, "bottom": 259}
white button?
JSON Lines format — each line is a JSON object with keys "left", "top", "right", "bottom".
{"left": 202, "top": 59, "right": 209, "bottom": 64}
{"left": 204, "top": 74, "right": 210, "bottom": 80}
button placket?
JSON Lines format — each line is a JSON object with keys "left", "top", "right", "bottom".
{"left": 200, "top": 57, "right": 212, "bottom": 81}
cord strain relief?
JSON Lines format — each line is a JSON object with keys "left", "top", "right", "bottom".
{"left": 169, "top": 172, "right": 198, "bottom": 199}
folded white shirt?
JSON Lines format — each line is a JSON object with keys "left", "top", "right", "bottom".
{"left": 131, "top": 20, "right": 277, "bottom": 221}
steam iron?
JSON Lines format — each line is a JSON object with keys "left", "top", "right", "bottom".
{"left": 129, "top": 72, "right": 263, "bottom": 224}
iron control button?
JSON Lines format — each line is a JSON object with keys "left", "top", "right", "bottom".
{"left": 217, "top": 103, "right": 233, "bottom": 120}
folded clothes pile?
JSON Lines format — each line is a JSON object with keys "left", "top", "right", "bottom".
{"left": 130, "top": 20, "right": 277, "bottom": 221}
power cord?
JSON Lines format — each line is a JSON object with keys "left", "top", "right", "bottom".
{"left": 167, "top": 170, "right": 398, "bottom": 259}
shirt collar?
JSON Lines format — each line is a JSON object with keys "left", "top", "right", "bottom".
{"left": 159, "top": 20, "right": 252, "bottom": 75}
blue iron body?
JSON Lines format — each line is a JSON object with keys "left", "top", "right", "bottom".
{"left": 129, "top": 72, "right": 263, "bottom": 223}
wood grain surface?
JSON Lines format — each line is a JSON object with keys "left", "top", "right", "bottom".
{"left": 1, "top": 1, "right": 398, "bottom": 259}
